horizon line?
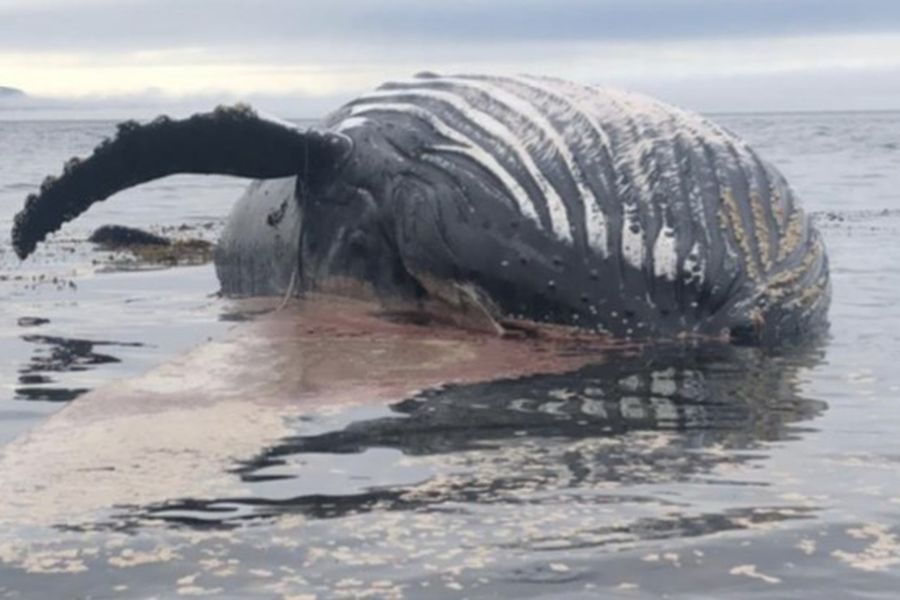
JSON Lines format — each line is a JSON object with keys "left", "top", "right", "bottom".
{"left": 2, "top": 106, "right": 899, "bottom": 123}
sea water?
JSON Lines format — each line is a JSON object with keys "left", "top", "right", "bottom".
{"left": 1, "top": 111, "right": 899, "bottom": 597}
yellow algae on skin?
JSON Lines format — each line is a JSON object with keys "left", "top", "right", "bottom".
{"left": 769, "top": 184, "right": 787, "bottom": 233}
{"left": 758, "top": 237, "right": 822, "bottom": 302}
{"left": 777, "top": 209, "right": 806, "bottom": 262}
{"left": 786, "top": 274, "right": 828, "bottom": 310}
{"left": 749, "top": 192, "right": 773, "bottom": 272}
{"left": 718, "top": 189, "right": 761, "bottom": 283}
{"left": 752, "top": 234, "right": 827, "bottom": 316}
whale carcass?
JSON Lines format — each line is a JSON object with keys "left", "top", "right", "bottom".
{"left": 12, "top": 73, "right": 830, "bottom": 344}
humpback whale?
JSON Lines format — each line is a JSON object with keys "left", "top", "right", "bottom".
{"left": 12, "top": 74, "right": 830, "bottom": 345}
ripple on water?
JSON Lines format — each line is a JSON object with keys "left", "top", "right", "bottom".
{"left": 0, "top": 341, "right": 831, "bottom": 598}
{"left": 3, "top": 113, "right": 900, "bottom": 598}
{"left": 120, "top": 343, "right": 827, "bottom": 537}
{"left": 14, "top": 334, "right": 145, "bottom": 403}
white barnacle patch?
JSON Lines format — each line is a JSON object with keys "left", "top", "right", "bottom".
{"left": 682, "top": 241, "right": 705, "bottom": 286}
{"left": 592, "top": 89, "right": 689, "bottom": 207}
{"left": 652, "top": 221, "right": 678, "bottom": 281}
{"left": 517, "top": 76, "right": 615, "bottom": 153}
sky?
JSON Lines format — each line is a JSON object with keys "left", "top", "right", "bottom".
{"left": 1, "top": 0, "right": 899, "bottom": 116}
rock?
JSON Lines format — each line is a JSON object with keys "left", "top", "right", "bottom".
{"left": 17, "top": 316, "right": 50, "bottom": 327}
{"left": 89, "top": 225, "right": 171, "bottom": 247}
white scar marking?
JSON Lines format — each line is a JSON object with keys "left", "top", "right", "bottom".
{"left": 356, "top": 87, "right": 573, "bottom": 244}
{"left": 334, "top": 116, "right": 370, "bottom": 132}
{"left": 652, "top": 220, "right": 678, "bottom": 280}
{"left": 622, "top": 205, "right": 646, "bottom": 270}
{"left": 513, "top": 75, "right": 615, "bottom": 257}
{"left": 349, "top": 102, "right": 542, "bottom": 228}
{"left": 447, "top": 76, "right": 609, "bottom": 255}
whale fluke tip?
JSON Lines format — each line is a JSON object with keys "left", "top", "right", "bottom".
{"left": 11, "top": 106, "right": 351, "bottom": 259}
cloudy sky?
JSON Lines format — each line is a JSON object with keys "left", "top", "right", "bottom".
{"left": 1, "top": 0, "right": 899, "bottom": 115}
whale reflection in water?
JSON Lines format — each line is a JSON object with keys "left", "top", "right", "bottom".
{"left": 143, "top": 342, "right": 826, "bottom": 531}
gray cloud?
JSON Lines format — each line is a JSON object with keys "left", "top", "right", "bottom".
{"left": 0, "top": 0, "right": 899, "bottom": 51}
{"left": 627, "top": 64, "right": 900, "bottom": 113}
{"left": 2, "top": 0, "right": 899, "bottom": 113}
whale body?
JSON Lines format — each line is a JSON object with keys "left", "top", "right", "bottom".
{"left": 12, "top": 74, "right": 830, "bottom": 344}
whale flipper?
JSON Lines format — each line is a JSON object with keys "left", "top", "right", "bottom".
{"left": 12, "top": 105, "right": 351, "bottom": 259}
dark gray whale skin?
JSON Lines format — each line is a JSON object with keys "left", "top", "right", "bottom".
{"left": 12, "top": 74, "right": 830, "bottom": 345}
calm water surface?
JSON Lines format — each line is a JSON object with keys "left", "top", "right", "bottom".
{"left": 1, "top": 111, "right": 900, "bottom": 597}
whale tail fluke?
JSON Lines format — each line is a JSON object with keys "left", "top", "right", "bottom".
{"left": 12, "top": 105, "right": 351, "bottom": 259}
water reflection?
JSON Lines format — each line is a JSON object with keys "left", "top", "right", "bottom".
{"left": 16, "top": 334, "right": 145, "bottom": 402}
{"left": 142, "top": 342, "right": 826, "bottom": 531}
